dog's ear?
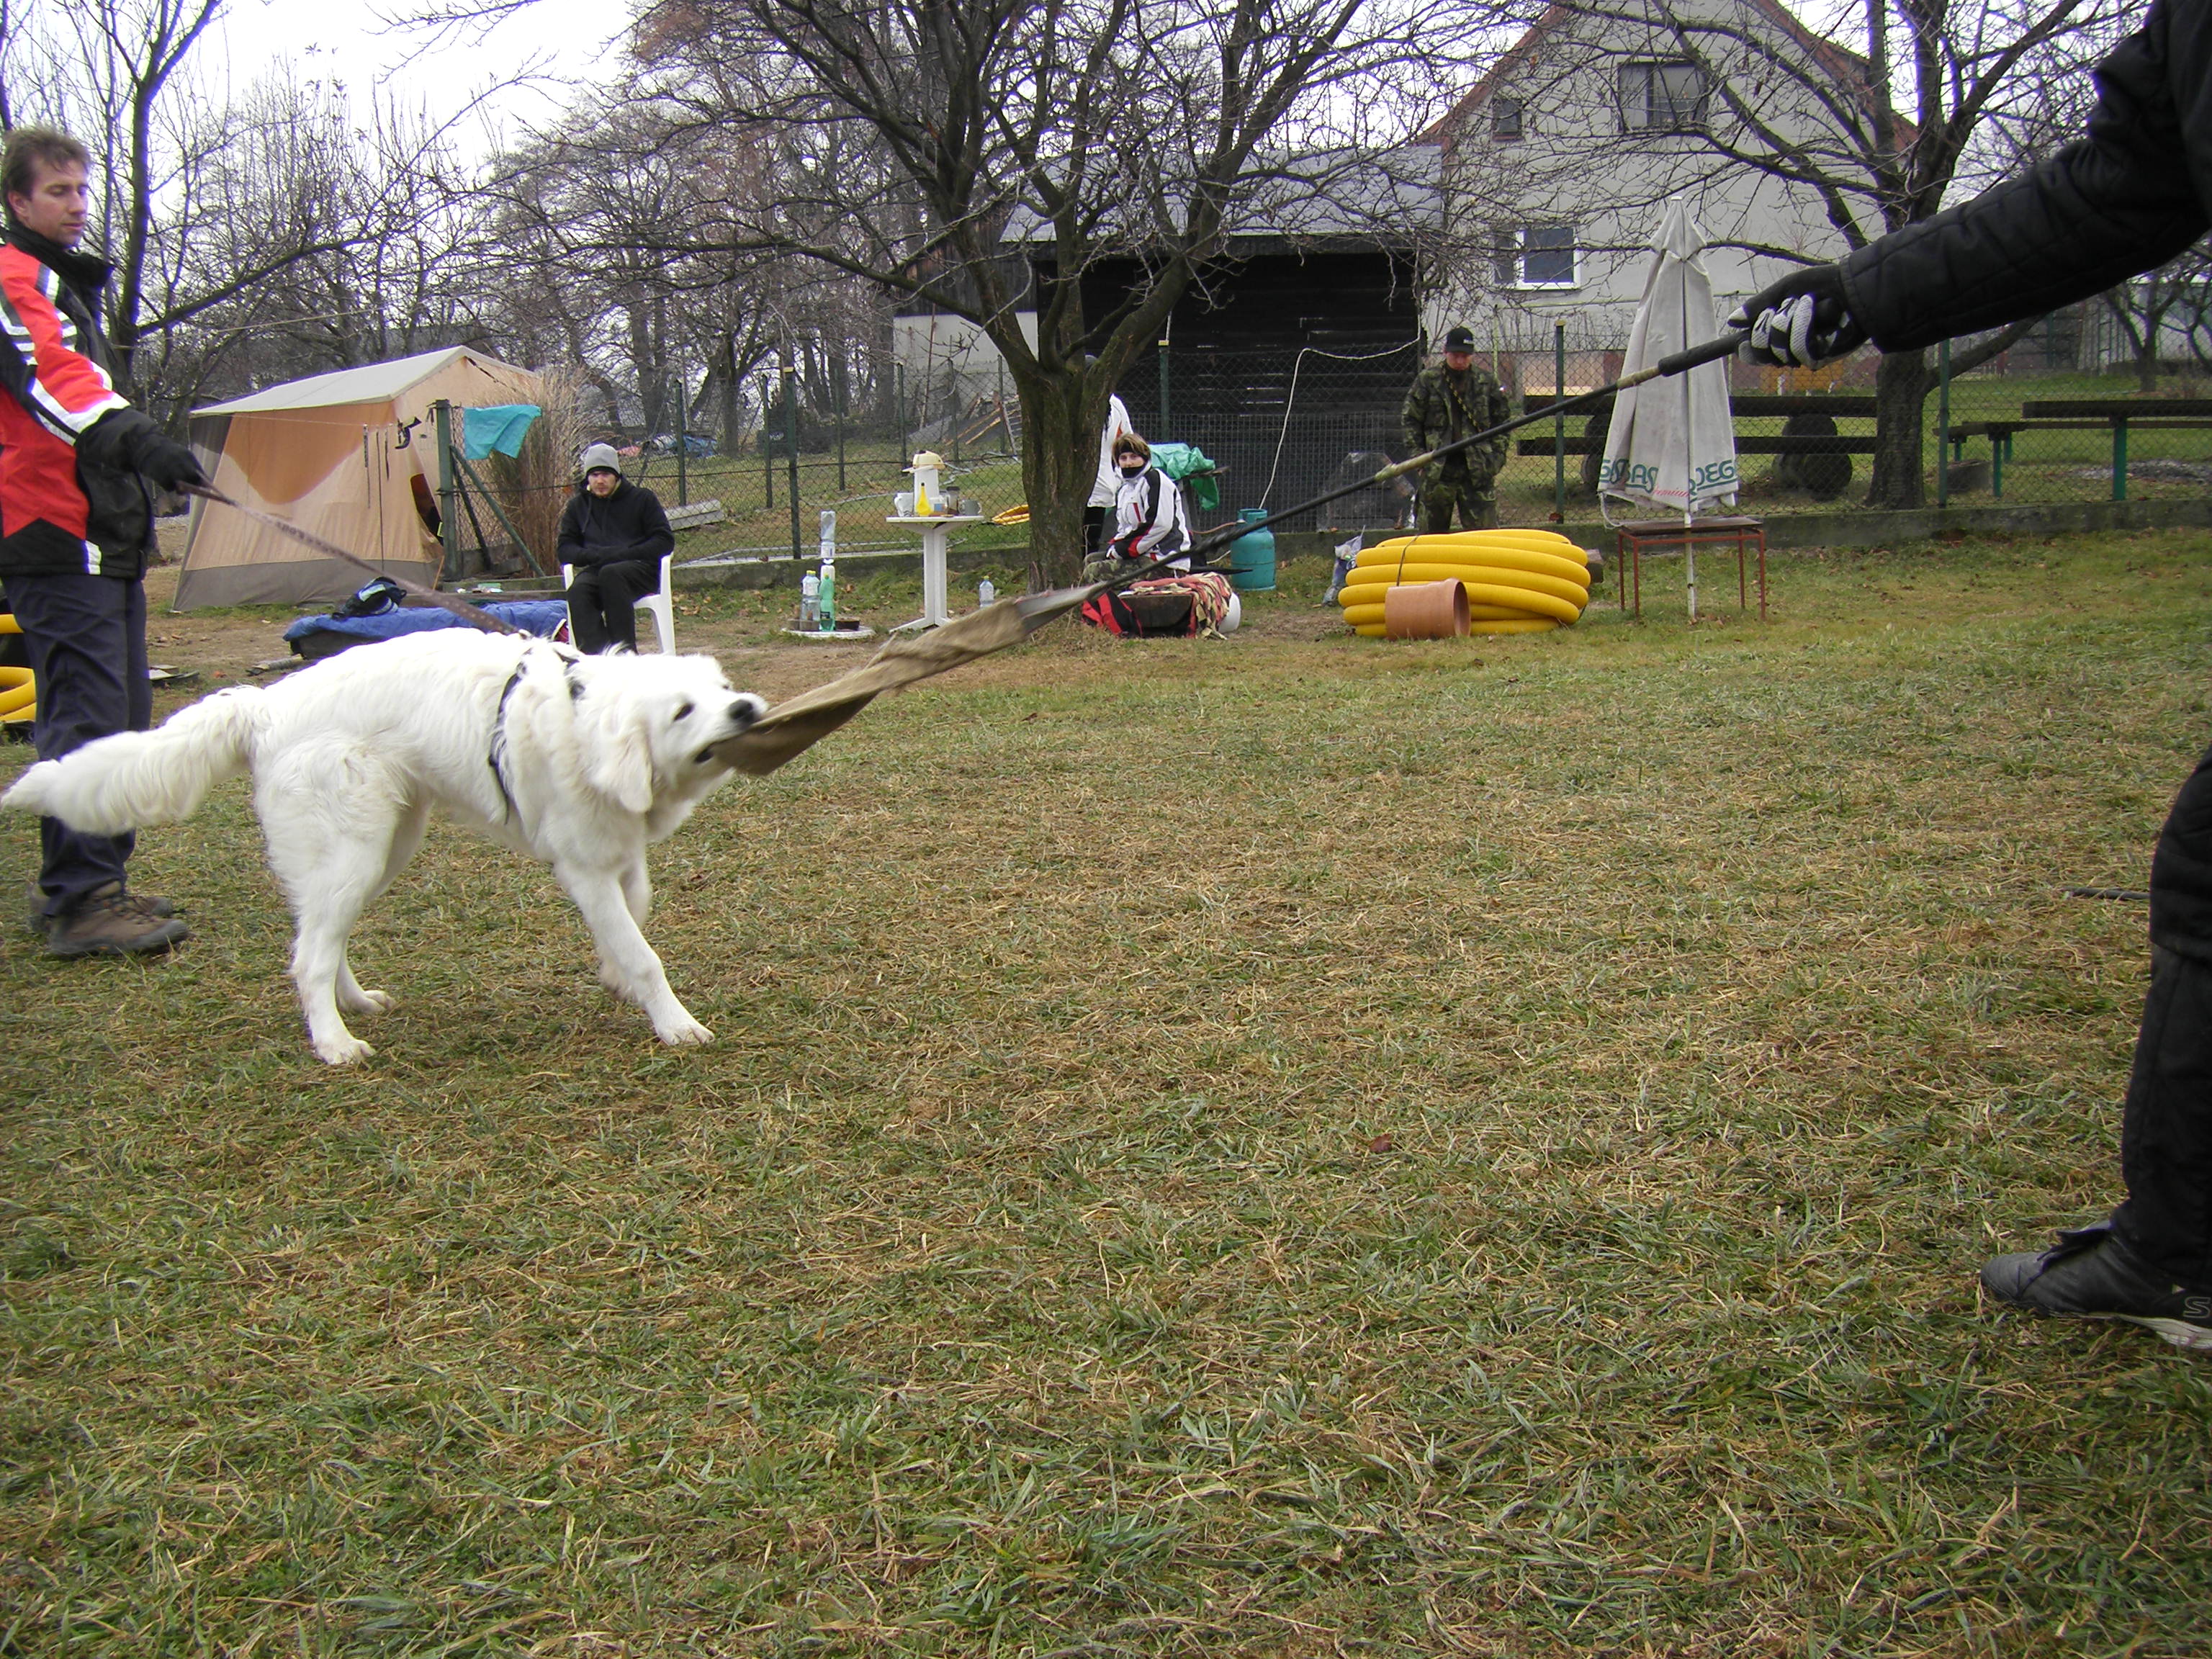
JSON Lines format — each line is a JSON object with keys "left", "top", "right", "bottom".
{"left": 578, "top": 688, "right": 657, "bottom": 812}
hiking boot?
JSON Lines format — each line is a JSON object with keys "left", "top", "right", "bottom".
{"left": 27, "top": 878, "right": 175, "bottom": 938}
{"left": 44, "top": 883, "right": 191, "bottom": 959}
{"left": 1981, "top": 1222, "right": 2212, "bottom": 1352}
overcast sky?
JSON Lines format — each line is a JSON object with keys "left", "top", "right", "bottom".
{"left": 207, "top": 0, "right": 623, "bottom": 154}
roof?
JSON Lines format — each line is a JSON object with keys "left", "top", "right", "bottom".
{"left": 1002, "top": 145, "right": 1441, "bottom": 250}
{"left": 1423, "top": 0, "right": 1892, "bottom": 147}
{"left": 194, "top": 346, "right": 531, "bottom": 415}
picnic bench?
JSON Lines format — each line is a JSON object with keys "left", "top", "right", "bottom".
{"left": 1516, "top": 392, "right": 1876, "bottom": 499}
{"left": 1943, "top": 400, "right": 2212, "bottom": 500}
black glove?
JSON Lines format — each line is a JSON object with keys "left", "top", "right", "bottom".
{"left": 132, "top": 431, "right": 208, "bottom": 492}
{"left": 1727, "top": 264, "right": 1867, "bottom": 368}
{"left": 81, "top": 408, "right": 209, "bottom": 491}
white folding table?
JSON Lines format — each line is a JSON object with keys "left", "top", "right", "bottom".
{"left": 885, "top": 513, "right": 986, "bottom": 632}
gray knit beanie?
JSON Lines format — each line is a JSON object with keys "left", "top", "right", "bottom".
{"left": 577, "top": 443, "right": 624, "bottom": 478}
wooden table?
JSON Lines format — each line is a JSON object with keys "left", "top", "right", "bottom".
{"left": 1614, "top": 517, "right": 1767, "bottom": 620}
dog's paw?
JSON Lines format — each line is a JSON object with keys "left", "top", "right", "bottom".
{"left": 344, "top": 987, "right": 395, "bottom": 1015}
{"left": 314, "top": 1034, "right": 376, "bottom": 1065}
{"left": 655, "top": 1015, "right": 714, "bottom": 1048}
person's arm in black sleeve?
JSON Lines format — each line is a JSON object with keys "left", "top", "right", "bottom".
{"left": 76, "top": 408, "right": 206, "bottom": 491}
{"left": 1740, "top": 4, "right": 2205, "bottom": 366}
{"left": 627, "top": 488, "right": 674, "bottom": 562}
{"left": 557, "top": 495, "right": 588, "bottom": 566}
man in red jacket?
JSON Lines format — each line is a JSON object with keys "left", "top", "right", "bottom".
{"left": 1, "top": 127, "right": 206, "bottom": 957}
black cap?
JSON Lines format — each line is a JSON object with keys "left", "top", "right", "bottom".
{"left": 1442, "top": 325, "right": 1476, "bottom": 353}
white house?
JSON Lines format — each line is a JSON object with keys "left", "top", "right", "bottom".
{"left": 1422, "top": 0, "right": 1889, "bottom": 380}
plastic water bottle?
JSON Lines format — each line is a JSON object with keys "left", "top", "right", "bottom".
{"left": 800, "top": 571, "right": 819, "bottom": 629}
{"left": 977, "top": 577, "right": 996, "bottom": 608}
{"left": 818, "top": 554, "right": 836, "bottom": 631}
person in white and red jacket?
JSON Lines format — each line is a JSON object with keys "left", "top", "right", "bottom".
{"left": 1082, "top": 435, "right": 1189, "bottom": 582}
{"left": 0, "top": 127, "right": 205, "bottom": 958}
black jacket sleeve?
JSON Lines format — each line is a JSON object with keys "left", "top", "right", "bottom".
{"left": 557, "top": 494, "right": 588, "bottom": 565}
{"left": 628, "top": 489, "right": 674, "bottom": 562}
{"left": 1841, "top": 0, "right": 2211, "bottom": 351}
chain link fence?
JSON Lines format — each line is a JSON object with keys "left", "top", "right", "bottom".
{"left": 466, "top": 312, "right": 2212, "bottom": 580}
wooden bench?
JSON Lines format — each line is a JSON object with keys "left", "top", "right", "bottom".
{"left": 1516, "top": 392, "right": 1876, "bottom": 500}
{"left": 1945, "top": 400, "right": 2212, "bottom": 500}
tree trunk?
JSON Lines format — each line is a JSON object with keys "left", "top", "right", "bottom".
{"left": 1866, "top": 349, "right": 1931, "bottom": 509}
{"left": 1010, "top": 369, "right": 1094, "bottom": 590}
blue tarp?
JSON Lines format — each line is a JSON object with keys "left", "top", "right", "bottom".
{"left": 461, "top": 404, "right": 541, "bottom": 460}
{"left": 284, "top": 599, "right": 569, "bottom": 651}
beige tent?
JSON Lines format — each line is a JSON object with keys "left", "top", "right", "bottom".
{"left": 174, "top": 346, "right": 543, "bottom": 610}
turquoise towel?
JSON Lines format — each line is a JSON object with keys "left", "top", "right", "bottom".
{"left": 461, "top": 404, "right": 541, "bottom": 460}
{"left": 1149, "top": 441, "right": 1220, "bottom": 511}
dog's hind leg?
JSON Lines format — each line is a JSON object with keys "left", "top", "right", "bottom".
{"left": 554, "top": 860, "right": 712, "bottom": 1048}
{"left": 258, "top": 746, "right": 408, "bottom": 1064}
{"left": 619, "top": 856, "right": 651, "bottom": 925}
{"left": 336, "top": 798, "right": 428, "bottom": 1018}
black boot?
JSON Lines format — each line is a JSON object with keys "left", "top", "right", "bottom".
{"left": 1981, "top": 1222, "right": 2212, "bottom": 1352}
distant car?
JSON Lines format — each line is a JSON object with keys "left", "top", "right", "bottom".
{"left": 647, "top": 433, "right": 716, "bottom": 457}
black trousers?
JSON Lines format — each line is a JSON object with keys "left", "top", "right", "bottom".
{"left": 4, "top": 570, "right": 149, "bottom": 917}
{"left": 1084, "top": 505, "right": 1109, "bottom": 554}
{"left": 2112, "top": 742, "right": 2212, "bottom": 1289}
{"left": 565, "top": 558, "right": 659, "bottom": 654}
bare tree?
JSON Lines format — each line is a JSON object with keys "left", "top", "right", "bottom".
{"left": 8, "top": 0, "right": 523, "bottom": 422}
{"left": 1534, "top": 0, "right": 2126, "bottom": 507}
{"left": 580, "top": 0, "right": 1498, "bottom": 585}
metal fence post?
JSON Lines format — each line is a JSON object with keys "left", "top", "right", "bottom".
{"left": 1552, "top": 322, "right": 1566, "bottom": 522}
{"left": 2113, "top": 418, "right": 2128, "bottom": 501}
{"left": 763, "top": 372, "right": 775, "bottom": 513}
{"left": 1936, "top": 338, "right": 1951, "bottom": 509}
{"left": 1158, "top": 327, "right": 1172, "bottom": 435}
{"left": 675, "top": 371, "right": 689, "bottom": 506}
{"left": 835, "top": 353, "right": 848, "bottom": 492}
{"left": 786, "top": 356, "right": 803, "bottom": 563}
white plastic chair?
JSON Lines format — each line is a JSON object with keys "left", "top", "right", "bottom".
{"left": 559, "top": 552, "right": 675, "bottom": 652}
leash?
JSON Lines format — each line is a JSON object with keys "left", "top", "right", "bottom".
{"left": 181, "top": 482, "right": 524, "bottom": 636}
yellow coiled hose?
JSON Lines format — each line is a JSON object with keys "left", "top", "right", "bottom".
{"left": 1338, "top": 529, "right": 1591, "bottom": 637}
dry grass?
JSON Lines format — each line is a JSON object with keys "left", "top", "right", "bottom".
{"left": 3, "top": 529, "right": 2211, "bottom": 1656}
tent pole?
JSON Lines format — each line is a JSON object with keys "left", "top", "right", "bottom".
{"left": 433, "top": 400, "right": 462, "bottom": 585}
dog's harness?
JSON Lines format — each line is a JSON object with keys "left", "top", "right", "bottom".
{"left": 487, "top": 643, "right": 585, "bottom": 820}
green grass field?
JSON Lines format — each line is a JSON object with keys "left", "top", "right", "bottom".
{"left": 4, "top": 529, "right": 2211, "bottom": 1655}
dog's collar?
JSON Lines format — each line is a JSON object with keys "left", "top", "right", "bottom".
{"left": 488, "top": 644, "right": 583, "bottom": 819}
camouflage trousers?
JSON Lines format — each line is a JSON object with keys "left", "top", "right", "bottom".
{"left": 1419, "top": 470, "right": 1498, "bottom": 534}
{"left": 1082, "top": 550, "right": 1146, "bottom": 583}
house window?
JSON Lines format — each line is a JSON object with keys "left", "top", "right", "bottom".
{"left": 1494, "top": 225, "right": 1579, "bottom": 289}
{"left": 1618, "top": 59, "right": 1709, "bottom": 132}
{"left": 1491, "top": 97, "right": 1524, "bottom": 140}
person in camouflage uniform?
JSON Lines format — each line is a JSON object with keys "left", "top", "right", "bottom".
{"left": 1401, "top": 325, "right": 1513, "bottom": 532}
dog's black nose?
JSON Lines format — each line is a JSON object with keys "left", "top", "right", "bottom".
{"left": 731, "top": 698, "right": 763, "bottom": 732}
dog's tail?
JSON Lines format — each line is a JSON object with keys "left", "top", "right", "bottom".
{"left": 1, "top": 685, "right": 267, "bottom": 834}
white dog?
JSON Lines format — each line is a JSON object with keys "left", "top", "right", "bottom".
{"left": 4, "top": 631, "right": 765, "bottom": 1064}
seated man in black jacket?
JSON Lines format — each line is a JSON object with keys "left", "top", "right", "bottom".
{"left": 1729, "top": 0, "right": 2212, "bottom": 1352}
{"left": 558, "top": 444, "right": 673, "bottom": 653}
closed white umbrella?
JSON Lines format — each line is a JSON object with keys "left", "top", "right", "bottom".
{"left": 1599, "top": 197, "right": 1739, "bottom": 619}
